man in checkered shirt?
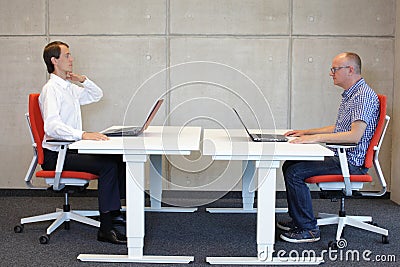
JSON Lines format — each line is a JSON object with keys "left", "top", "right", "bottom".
{"left": 278, "top": 52, "right": 379, "bottom": 243}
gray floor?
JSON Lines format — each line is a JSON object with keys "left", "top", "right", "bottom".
{"left": 0, "top": 193, "right": 398, "bottom": 266}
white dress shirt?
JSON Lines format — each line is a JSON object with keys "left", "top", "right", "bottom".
{"left": 39, "top": 74, "right": 103, "bottom": 151}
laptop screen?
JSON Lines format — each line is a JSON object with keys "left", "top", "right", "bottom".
{"left": 141, "top": 99, "right": 164, "bottom": 131}
{"left": 101, "top": 99, "right": 164, "bottom": 136}
{"left": 232, "top": 108, "right": 253, "bottom": 137}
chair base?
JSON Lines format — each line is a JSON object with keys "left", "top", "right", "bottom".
{"left": 20, "top": 208, "right": 100, "bottom": 235}
{"left": 317, "top": 212, "right": 388, "bottom": 241}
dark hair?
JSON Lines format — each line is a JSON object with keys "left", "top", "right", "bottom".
{"left": 43, "top": 41, "right": 69, "bottom": 74}
{"left": 344, "top": 52, "right": 362, "bottom": 74}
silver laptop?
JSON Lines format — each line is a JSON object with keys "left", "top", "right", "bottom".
{"left": 232, "top": 108, "right": 288, "bottom": 142}
{"left": 103, "top": 99, "right": 164, "bottom": 137}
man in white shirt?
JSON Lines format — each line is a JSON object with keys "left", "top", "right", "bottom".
{"left": 39, "top": 41, "right": 126, "bottom": 244}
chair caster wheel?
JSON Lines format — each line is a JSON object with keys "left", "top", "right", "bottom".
{"left": 14, "top": 224, "right": 24, "bottom": 233}
{"left": 328, "top": 240, "right": 338, "bottom": 250}
{"left": 39, "top": 234, "right": 50, "bottom": 244}
{"left": 382, "top": 235, "right": 389, "bottom": 244}
{"left": 64, "top": 221, "right": 70, "bottom": 230}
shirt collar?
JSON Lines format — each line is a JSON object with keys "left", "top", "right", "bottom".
{"left": 341, "top": 78, "right": 365, "bottom": 98}
{"left": 50, "top": 73, "right": 71, "bottom": 89}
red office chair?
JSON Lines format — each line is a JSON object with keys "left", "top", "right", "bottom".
{"left": 14, "top": 94, "right": 100, "bottom": 244}
{"left": 305, "top": 94, "right": 389, "bottom": 247}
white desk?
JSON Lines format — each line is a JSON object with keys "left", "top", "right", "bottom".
{"left": 69, "top": 126, "right": 201, "bottom": 263}
{"left": 202, "top": 129, "right": 334, "bottom": 265}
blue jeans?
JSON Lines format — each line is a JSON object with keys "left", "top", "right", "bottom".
{"left": 282, "top": 156, "right": 368, "bottom": 230}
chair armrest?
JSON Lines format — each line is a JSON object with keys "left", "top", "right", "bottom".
{"left": 47, "top": 140, "right": 75, "bottom": 191}
{"left": 326, "top": 143, "right": 356, "bottom": 149}
{"left": 46, "top": 139, "right": 76, "bottom": 146}
{"left": 327, "top": 143, "right": 355, "bottom": 196}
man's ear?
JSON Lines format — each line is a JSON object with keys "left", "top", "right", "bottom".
{"left": 51, "top": 56, "right": 57, "bottom": 65}
{"left": 350, "top": 66, "right": 355, "bottom": 74}
{"left": 348, "top": 65, "right": 355, "bottom": 75}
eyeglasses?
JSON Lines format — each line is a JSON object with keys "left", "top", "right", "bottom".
{"left": 330, "top": 66, "right": 350, "bottom": 74}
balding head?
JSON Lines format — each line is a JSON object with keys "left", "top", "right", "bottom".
{"left": 336, "top": 52, "right": 362, "bottom": 74}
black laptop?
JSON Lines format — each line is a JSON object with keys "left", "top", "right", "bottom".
{"left": 232, "top": 108, "right": 288, "bottom": 142}
{"left": 103, "top": 99, "right": 164, "bottom": 137}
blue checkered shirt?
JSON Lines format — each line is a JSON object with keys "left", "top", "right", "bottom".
{"left": 333, "top": 78, "right": 379, "bottom": 166}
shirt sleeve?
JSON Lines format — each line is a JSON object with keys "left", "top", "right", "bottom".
{"left": 74, "top": 77, "right": 103, "bottom": 105}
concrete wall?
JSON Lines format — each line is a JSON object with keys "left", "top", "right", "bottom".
{"left": 392, "top": 1, "right": 400, "bottom": 204}
{"left": 0, "top": 0, "right": 396, "bottom": 195}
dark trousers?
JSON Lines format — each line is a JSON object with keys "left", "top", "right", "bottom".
{"left": 282, "top": 156, "right": 368, "bottom": 230}
{"left": 42, "top": 148, "right": 126, "bottom": 213}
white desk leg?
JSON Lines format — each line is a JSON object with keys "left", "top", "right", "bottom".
{"left": 256, "top": 161, "right": 278, "bottom": 261}
{"left": 242, "top": 160, "right": 256, "bottom": 210}
{"left": 126, "top": 157, "right": 146, "bottom": 258}
{"left": 146, "top": 155, "right": 197, "bottom": 213}
{"left": 149, "top": 154, "right": 162, "bottom": 210}
{"left": 78, "top": 154, "right": 194, "bottom": 263}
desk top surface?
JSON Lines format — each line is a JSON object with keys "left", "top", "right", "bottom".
{"left": 69, "top": 127, "right": 333, "bottom": 160}
{"left": 202, "top": 129, "right": 334, "bottom": 160}
{"left": 69, "top": 126, "right": 202, "bottom": 154}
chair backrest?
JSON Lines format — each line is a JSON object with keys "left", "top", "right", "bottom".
{"left": 363, "top": 94, "right": 386, "bottom": 169}
{"left": 28, "top": 93, "right": 45, "bottom": 165}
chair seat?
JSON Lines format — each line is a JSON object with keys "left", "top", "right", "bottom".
{"left": 306, "top": 174, "right": 372, "bottom": 191}
{"left": 36, "top": 170, "right": 98, "bottom": 180}
{"left": 305, "top": 174, "right": 372, "bottom": 184}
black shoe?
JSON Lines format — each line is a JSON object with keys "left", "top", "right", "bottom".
{"left": 97, "top": 228, "right": 127, "bottom": 245}
{"left": 112, "top": 214, "right": 126, "bottom": 225}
